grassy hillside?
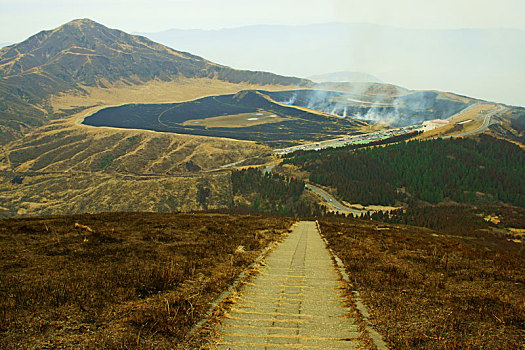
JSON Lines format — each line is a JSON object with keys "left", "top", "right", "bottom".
{"left": 0, "top": 213, "right": 294, "bottom": 348}
{"left": 0, "top": 121, "right": 272, "bottom": 217}
{"left": 490, "top": 107, "right": 525, "bottom": 144}
{"left": 3, "top": 123, "right": 267, "bottom": 174}
{"left": 0, "top": 171, "right": 233, "bottom": 218}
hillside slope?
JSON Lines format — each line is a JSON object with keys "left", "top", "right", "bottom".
{"left": 0, "top": 18, "right": 309, "bottom": 144}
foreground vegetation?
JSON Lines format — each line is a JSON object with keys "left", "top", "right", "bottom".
{"left": 0, "top": 213, "right": 293, "bottom": 348}
{"left": 320, "top": 214, "right": 525, "bottom": 349}
{"left": 1, "top": 204, "right": 523, "bottom": 349}
{"left": 286, "top": 135, "right": 525, "bottom": 207}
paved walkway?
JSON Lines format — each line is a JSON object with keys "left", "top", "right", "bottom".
{"left": 212, "top": 221, "right": 366, "bottom": 349}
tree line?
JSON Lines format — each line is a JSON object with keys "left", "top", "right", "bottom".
{"left": 231, "top": 168, "right": 325, "bottom": 216}
{"left": 285, "top": 135, "right": 525, "bottom": 207}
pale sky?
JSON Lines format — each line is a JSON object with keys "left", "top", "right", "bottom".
{"left": 1, "top": 0, "right": 524, "bottom": 43}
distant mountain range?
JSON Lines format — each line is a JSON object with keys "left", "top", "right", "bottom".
{"left": 138, "top": 23, "right": 525, "bottom": 107}
{"left": 0, "top": 19, "right": 308, "bottom": 144}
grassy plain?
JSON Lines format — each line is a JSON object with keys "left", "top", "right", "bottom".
{"left": 49, "top": 78, "right": 298, "bottom": 113}
{"left": 0, "top": 212, "right": 294, "bottom": 349}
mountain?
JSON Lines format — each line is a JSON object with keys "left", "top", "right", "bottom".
{"left": 0, "top": 19, "right": 309, "bottom": 144}
{"left": 308, "top": 71, "right": 381, "bottom": 83}
{"left": 139, "top": 23, "right": 525, "bottom": 107}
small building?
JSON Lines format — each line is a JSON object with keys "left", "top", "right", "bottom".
{"left": 422, "top": 119, "right": 450, "bottom": 132}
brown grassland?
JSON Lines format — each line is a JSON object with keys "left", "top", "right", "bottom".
{"left": 48, "top": 78, "right": 299, "bottom": 113}
{"left": 0, "top": 212, "right": 294, "bottom": 349}
{"left": 0, "top": 171, "right": 233, "bottom": 217}
{"left": 319, "top": 216, "right": 525, "bottom": 349}
{"left": 0, "top": 78, "right": 296, "bottom": 216}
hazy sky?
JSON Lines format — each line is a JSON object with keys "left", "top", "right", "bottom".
{"left": 1, "top": 0, "right": 523, "bottom": 106}
{"left": 1, "top": 0, "right": 524, "bottom": 43}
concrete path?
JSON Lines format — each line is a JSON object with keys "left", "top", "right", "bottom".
{"left": 212, "top": 221, "right": 367, "bottom": 349}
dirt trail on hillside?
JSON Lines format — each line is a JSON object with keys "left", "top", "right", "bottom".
{"left": 210, "top": 221, "right": 373, "bottom": 349}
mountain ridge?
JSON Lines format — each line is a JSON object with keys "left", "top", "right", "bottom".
{"left": 0, "top": 18, "right": 310, "bottom": 144}
{"left": 0, "top": 18, "right": 309, "bottom": 87}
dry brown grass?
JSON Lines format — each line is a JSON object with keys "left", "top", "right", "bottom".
{"left": 48, "top": 78, "right": 298, "bottom": 113}
{"left": 2, "top": 122, "right": 268, "bottom": 174}
{"left": 319, "top": 217, "right": 525, "bottom": 349}
{"left": 0, "top": 171, "right": 233, "bottom": 217}
{"left": 2, "top": 78, "right": 280, "bottom": 174}
{"left": 0, "top": 79, "right": 298, "bottom": 217}
{"left": 0, "top": 117, "right": 271, "bottom": 216}
{"left": 0, "top": 212, "right": 294, "bottom": 349}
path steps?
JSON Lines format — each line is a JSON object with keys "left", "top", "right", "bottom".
{"left": 212, "top": 221, "right": 368, "bottom": 349}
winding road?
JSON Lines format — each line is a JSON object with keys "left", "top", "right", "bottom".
{"left": 305, "top": 184, "right": 367, "bottom": 214}
{"left": 447, "top": 106, "right": 508, "bottom": 138}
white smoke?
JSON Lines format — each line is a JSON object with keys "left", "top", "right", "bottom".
{"left": 281, "top": 92, "right": 297, "bottom": 105}
{"left": 275, "top": 84, "right": 463, "bottom": 126}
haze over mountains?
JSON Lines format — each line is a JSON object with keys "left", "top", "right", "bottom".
{"left": 308, "top": 71, "right": 382, "bottom": 83}
{"left": 139, "top": 23, "right": 525, "bottom": 107}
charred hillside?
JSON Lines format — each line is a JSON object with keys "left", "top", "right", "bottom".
{"left": 83, "top": 90, "right": 367, "bottom": 147}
